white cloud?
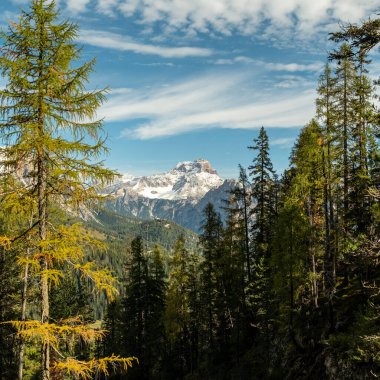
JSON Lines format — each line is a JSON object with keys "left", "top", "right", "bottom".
{"left": 96, "top": 0, "right": 119, "bottom": 16}
{"left": 0, "top": 10, "right": 20, "bottom": 23}
{"left": 99, "top": 72, "right": 316, "bottom": 139}
{"left": 274, "top": 75, "right": 315, "bottom": 89}
{"left": 66, "top": 0, "right": 91, "bottom": 13}
{"left": 266, "top": 61, "right": 323, "bottom": 72}
{"left": 67, "top": 0, "right": 379, "bottom": 40}
{"left": 79, "top": 29, "right": 213, "bottom": 58}
{"left": 9, "top": 0, "right": 29, "bottom": 4}
{"left": 271, "top": 137, "right": 296, "bottom": 148}
{"left": 214, "top": 56, "right": 323, "bottom": 72}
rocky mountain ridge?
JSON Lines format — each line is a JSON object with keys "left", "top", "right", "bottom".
{"left": 105, "top": 159, "right": 235, "bottom": 232}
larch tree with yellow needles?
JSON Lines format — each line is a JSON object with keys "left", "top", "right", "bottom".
{"left": 0, "top": 0, "right": 137, "bottom": 378}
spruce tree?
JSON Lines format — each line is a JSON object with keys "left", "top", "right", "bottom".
{"left": 316, "top": 64, "right": 338, "bottom": 329}
{"left": 233, "top": 165, "right": 252, "bottom": 282}
{"left": 101, "top": 300, "right": 124, "bottom": 362}
{"left": 333, "top": 45, "right": 355, "bottom": 229}
{"left": 199, "top": 203, "right": 223, "bottom": 366}
{"left": 247, "top": 127, "right": 274, "bottom": 327}
{"left": 289, "top": 120, "right": 324, "bottom": 311}
{"left": 164, "top": 235, "right": 200, "bottom": 379}
{"left": 271, "top": 202, "right": 309, "bottom": 349}
{"left": 329, "top": 17, "right": 380, "bottom": 57}
{"left": 145, "top": 245, "right": 166, "bottom": 378}
{"left": 248, "top": 127, "right": 275, "bottom": 252}
{"left": 349, "top": 53, "right": 374, "bottom": 233}
{"left": 122, "top": 236, "right": 148, "bottom": 379}
{"left": 219, "top": 195, "right": 247, "bottom": 366}
{"left": 122, "top": 238, "right": 166, "bottom": 379}
{"left": 330, "top": 17, "right": 380, "bottom": 231}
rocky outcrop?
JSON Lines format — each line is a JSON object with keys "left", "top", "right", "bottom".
{"left": 104, "top": 159, "right": 236, "bottom": 232}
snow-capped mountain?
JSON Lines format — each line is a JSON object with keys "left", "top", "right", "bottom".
{"left": 109, "top": 159, "right": 223, "bottom": 201}
{"left": 105, "top": 159, "right": 235, "bottom": 232}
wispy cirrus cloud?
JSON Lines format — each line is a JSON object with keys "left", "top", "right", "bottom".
{"left": 9, "top": 0, "right": 29, "bottom": 4}
{"left": 99, "top": 72, "right": 316, "bottom": 139}
{"left": 271, "top": 137, "right": 296, "bottom": 148}
{"left": 78, "top": 29, "right": 214, "bottom": 58}
{"left": 214, "top": 56, "right": 324, "bottom": 72}
{"left": 266, "top": 61, "right": 323, "bottom": 72}
{"left": 64, "top": 0, "right": 379, "bottom": 40}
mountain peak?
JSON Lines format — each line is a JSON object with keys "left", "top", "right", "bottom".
{"left": 173, "top": 159, "right": 217, "bottom": 175}
{"left": 107, "top": 159, "right": 223, "bottom": 202}
{"left": 105, "top": 159, "right": 234, "bottom": 231}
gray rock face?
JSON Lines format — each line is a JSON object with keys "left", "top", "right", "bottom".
{"left": 105, "top": 160, "right": 236, "bottom": 232}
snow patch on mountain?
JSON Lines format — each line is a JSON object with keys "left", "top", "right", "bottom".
{"left": 107, "top": 159, "right": 224, "bottom": 201}
{"left": 104, "top": 159, "right": 235, "bottom": 232}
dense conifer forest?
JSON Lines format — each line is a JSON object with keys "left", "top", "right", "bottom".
{"left": 0, "top": 1, "right": 379, "bottom": 379}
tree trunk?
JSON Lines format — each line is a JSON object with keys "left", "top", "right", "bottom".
{"left": 37, "top": 11, "right": 50, "bottom": 376}
{"left": 311, "top": 252, "right": 318, "bottom": 308}
{"left": 288, "top": 222, "right": 302, "bottom": 352}
{"left": 323, "top": 70, "right": 336, "bottom": 332}
{"left": 17, "top": 259, "right": 29, "bottom": 380}
{"left": 38, "top": 155, "right": 49, "bottom": 380}
{"left": 322, "top": 145, "right": 334, "bottom": 331}
{"left": 242, "top": 180, "right": 251, "bottom": 282}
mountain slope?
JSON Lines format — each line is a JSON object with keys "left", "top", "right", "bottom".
{"left": 83, "top": 209, "right": 198, "bottom": 319}
{"left": 104, "top": 159, "right": 235, "bottom": 232}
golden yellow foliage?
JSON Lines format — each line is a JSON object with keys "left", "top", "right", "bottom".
{"left": 5, "top": 319, "right": 105, "bottom": 349}
{"left": 75, "top": 262, "right": 119, "bottom": 301}
{"left": 53, "top": 358, "right": 93, "bottom": 379}
{"left": 17, "top": 256, "right": 40, "bottom": 271}
{"left": 0, "top": 236, "right": 11, "bottom": 249}
{"left": 40, "top": 269, "right": 64, "bottom": 286}
{"left": 53, "top": 355, "right": 138, "bottom": 379}
{"left": 3, "top": 317, "right": 138, "bottom": 378}
{"left": 91, "top": 354, "right": 139, "bottom": 376}
{"left": 39, "top": 223, "right": 106, "bottom": 265}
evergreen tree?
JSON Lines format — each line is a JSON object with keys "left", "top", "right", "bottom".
{"left": 272, "top": 121, "right": 326, "bottom": 356}
{"left": 145, "top": 245, "right": 166, "bottom": 378}
{"left": 199, "top": 203, "right": 223, "bottom": 369}
{"left": 220, "top": 192, "right": 248, "bottom": 367}
{"left": 0, "top": 247, "right": 20, "bottom": 380}
{"left": 101, "top": 300, "right": 124, "bottom": 363}
{"left": 316, "top": 65, "right": 339, "bottom": 330}
{"left": 248, "top": 127, "right": 275, "bottom": 252}
{"left": 271, "top": 202, "right": 310, "bottom": 349}
{"left": 164, "top": 235, "right": 200, "bottom": 379}
{"left": 247, "top": 126, "right": 275, "bottom": 351}
{"left": 348, "top": 54, "right": 374, "bottom": 233}
{"left": 121, "top": 238, "right": 166, "bottom": 380}
{"left": 289, "top": 120, "right": 324, "bottom": 311}
{"left": 330, "top": 16, "right": 380, "bottom": 230}
{"left": 329, "top": 17, "right": 380, "bottom": 58}
{"left": 333, "top": 44, "right": 356, "bottom": 234}
{"left": 122, "top": 236, "right": 148, "bottom": 379}
{"left": 232, "top": 165, "right": 252, "bottom": 283}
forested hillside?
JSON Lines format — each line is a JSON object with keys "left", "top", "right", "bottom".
{"left": 78, "top": 210, "right": 198, "bottom": 320}
{"left": 0, "top": 1, "right": 379, "bottom": 379}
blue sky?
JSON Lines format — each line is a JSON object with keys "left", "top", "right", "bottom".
{"left": 1, "top": 0, "right": 380, "bottom": 178}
